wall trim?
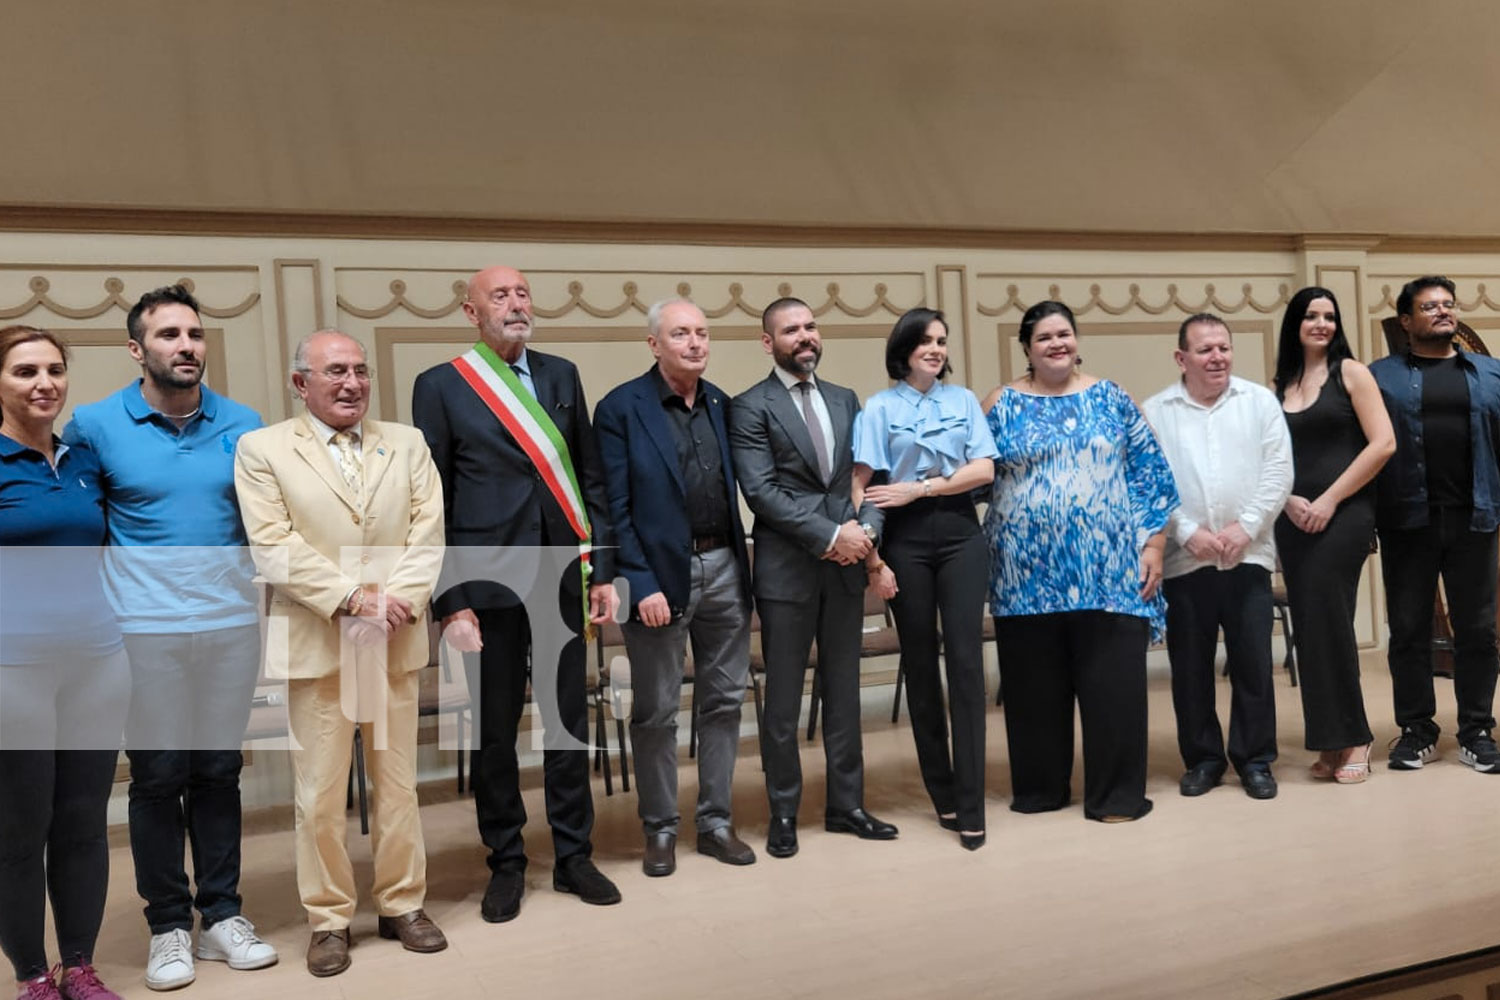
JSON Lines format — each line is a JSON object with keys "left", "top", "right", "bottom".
{"left": 10, "top": 204, "right": 1494, "bottom": 252}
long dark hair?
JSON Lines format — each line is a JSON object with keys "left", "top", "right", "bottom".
{"left": 1273, "top": 286, "right": 1352, "bottom": 401}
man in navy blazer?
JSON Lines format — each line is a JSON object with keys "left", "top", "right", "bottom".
{"left": 594, "top": 299, "right": 756, "bottom": 876}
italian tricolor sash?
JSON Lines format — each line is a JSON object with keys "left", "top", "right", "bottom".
{"left": 451, "top": 344, "right": 594, "bottom": 591}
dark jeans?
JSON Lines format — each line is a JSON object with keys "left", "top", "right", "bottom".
{"left": 883, "top": 496, "right": 989, "bottom": 832}
{"left": 123, "top": 626, "right": 259, "bottom": 933}
{"left": 1163, "top": 565, "right": 1277, "bottom": 775}
{"left": 1380, "top": 507, "right": 1500, "bottom": 742}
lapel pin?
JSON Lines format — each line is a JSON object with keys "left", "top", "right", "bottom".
{"left": 377, "top": 447, "right": 386, "bottom": 455}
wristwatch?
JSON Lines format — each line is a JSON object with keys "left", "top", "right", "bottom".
{"left": 860, "top": 522, "right": 877, "bottom": 543}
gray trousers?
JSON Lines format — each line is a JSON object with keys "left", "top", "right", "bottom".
{"left": 622, "top": 548, "right": 750, "bottom": 835}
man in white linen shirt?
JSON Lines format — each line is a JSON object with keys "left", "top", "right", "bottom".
{"left": 1143, "top": 313, "right": 1293, "bottom": 801}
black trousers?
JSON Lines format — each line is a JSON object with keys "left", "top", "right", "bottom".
{"left": 758, "top": 565, "right": 865, "bottom": 819}
{"left": 1275, "top": 503, "right": 1374, "bottom": 750}
{"left": 1163, "top": 565, "right": 1277, "bottom": 774}
{"left": 996, "top": 611, "right": 1152, "bottom": 821}
{"left": 883, "top": 496, "right": 988, "bottom": 832}
{"left": 1380, "top": 507, "right": 1500, "bottom": 742}
{"left": 466, "top": 597, "right": 594, "bottom": 873}
{"left": 0, "top": 750, "right": 118, "bottom": 980}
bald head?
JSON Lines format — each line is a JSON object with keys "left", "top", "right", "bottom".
{"left": 464, "top": 266, "right": 534, "bottom": 359}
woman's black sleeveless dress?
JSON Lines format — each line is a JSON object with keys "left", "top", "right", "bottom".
{"left": 1275, "top": 371, "right": 1375, "bottom": 750}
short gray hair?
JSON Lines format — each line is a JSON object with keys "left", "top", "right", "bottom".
{"left": 646, "top": 298, "right": 698, "bottom": 338}
{"left": 290, "top": 329, "right": 367, "bottom": 376}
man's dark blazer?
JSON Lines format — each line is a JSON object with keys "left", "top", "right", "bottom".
{"left": 728, "top": 371, "right": 881, "bottom": 600}
{"left": 593, "top": 366, "right": 750, "bottom": 619}
{"left": 411, "top": 348, "right": 616, "bottom": 616}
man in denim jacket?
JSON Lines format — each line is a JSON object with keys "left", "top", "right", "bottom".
{"left": 1370, "top": 275, "right": 1500, "bottom": 774}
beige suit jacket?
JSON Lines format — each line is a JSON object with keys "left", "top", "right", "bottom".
{"left": 234, "top": 414, "right": 444, "bottom": 680}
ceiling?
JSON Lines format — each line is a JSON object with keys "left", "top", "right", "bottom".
{"left": 4, "top": 0, "right": 1498, "bottom": 237}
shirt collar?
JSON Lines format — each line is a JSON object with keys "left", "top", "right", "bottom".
{"left": 772, "top": 366, "right": 817, "bottom": 393}
{"left": 509, "top": 349, "right": 532, "bottom": 378}
{"left": 305, "top": 410, "right": 361, "bottom": 445}
{"left": 0, "top": 432, "right": 66, "bottom": 462}
{"left": 122, "top": 379, "right": 220, "bottom": 423}
{"left": 650, "top": 364, "right": 701, "bottom": 407}
{"left": 1162, "top": 376, "right": 1243, "bottom": 410}
{"left": 894, "top": 379, "right": 939, "bottom": 405}
{"left": 1404, "top": 345, "right": 1473, "bottom": 369}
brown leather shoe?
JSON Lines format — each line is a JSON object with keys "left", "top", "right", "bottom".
{"left": 376, "top": 909, "right": 448, "bottom": 953}
{"left": 696, "top": 825, "right": 756, "bottom": 865}
{"left": 306, "top": 928, "right": 351, "bottom": 977}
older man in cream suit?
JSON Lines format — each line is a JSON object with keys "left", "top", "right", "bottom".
{"left": 235, "top": 330, "right": 446, "bottom": 976}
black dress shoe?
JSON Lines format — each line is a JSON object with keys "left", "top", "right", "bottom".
{"left": 1179, "top": 762, "right": 1226, "bottom": 797}
{"left": 937, "top": 814, "right": 960, "bottom": 831}
{"left": 553, "top": 856, "right": 622, "bottom": 904}
{"left": 766, "top": 817, "right": 798, "bottom": 859}
{"left": 696, "top": 826, "right": 756, "bottom": 866}
{"left": 959, "top": 831, "right": 986, "bottom": 851}
{"left": 481, "top": 869, "right": 524, "bottom": 923}
{"left": 1241, "top": 769, "right": 1278, "bottom": 800}
{"left": 642, "top": 832, "right": 677, "bottom": 877}
{"left": 825, "top": 807, "right": 898, "bottom": 840}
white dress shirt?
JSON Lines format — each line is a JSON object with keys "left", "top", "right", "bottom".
{"left": 1142, "top": 375, "right": 1293, "bottom": 578}
{"left": 305, "top": 410, "right": 364, "bottom": 474}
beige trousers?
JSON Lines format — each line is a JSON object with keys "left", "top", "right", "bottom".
{"left": 287, "top": 665, "right": 425, "bottom": 930}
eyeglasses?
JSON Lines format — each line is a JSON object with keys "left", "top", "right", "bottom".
{"left": 307, "top": 365, "right": 373, "bottom": 383}
{"left": 1416, "top": 300, "right": 1457, "bottom": 315}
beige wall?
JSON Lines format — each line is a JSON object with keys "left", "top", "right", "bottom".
{"left": 5, "top": 229, "right": 1499, "bottom": 649}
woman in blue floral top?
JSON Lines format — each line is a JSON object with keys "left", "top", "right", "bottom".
{"left": 853, "top": 308, "right": 998, "bottom": 849}
{"left": 982, "top": 301, "right": 1178, "bottom": 822}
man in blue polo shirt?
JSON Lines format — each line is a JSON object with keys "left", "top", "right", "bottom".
{"left": 63, "top": 284, "right": 278, "bottom": 991}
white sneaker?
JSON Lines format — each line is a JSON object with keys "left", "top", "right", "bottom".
{"left": 145, "top": 928, "right": 195, "bottom": 991}
{"left": 195, "top": 915, "right": 278, "bottom": 970}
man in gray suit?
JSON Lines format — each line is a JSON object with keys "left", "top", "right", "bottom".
{"left": 729, "top": 297, "right": 899, "bottom": 858}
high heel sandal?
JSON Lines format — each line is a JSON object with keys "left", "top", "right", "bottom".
{"left": 937, "top": 813, "right": 959, "bottom": 832}
{"left": 1333, "top": 742, "right": 1373, "bottom": 784}
{"left": 1310, "top": 750, "right": 1339, "bottom": 780}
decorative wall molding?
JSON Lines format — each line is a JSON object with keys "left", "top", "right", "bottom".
{"left": 337, "top": 275, "right": 924, "bottom": 323}
{"left": 975, "top": 280, "right": 1292, "bottom": 318}
{"left": 1367, "top": 281, "right": 1500, "bottom": 314}
{"left": 0, "top": 274, "right": 259, "bottom": 321}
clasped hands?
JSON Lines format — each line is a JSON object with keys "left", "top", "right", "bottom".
{"left": 1182, "top": 522, "right": 1255, "bottom": 569}
{"left": 1282, "top": 494, "right": 1336, "bottom": 535}
{"left": 342, "top": 585, "right": 414, "bottom": 648}
{"left": 823, "top": 520, "right": 872, "bottom": 566}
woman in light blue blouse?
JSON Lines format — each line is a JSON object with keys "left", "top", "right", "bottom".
{"left": 853, "top": 308, "right": 998, "bottom": 849}
{"left": 982, "top": 301, "right": 1178, "bottom": 822}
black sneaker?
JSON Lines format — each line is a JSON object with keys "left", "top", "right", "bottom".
{"left": 1388, "top": 727, "right": 1438, "bottom": 770}
{"left": 1459, "top": 731, "right": 1500, "bottom": 773}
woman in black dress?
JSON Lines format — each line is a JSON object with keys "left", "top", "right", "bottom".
{"left": 1272, "top": 288, "right": 1394, "bottom": 783}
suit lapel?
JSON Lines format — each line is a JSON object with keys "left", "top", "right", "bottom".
{"left": 706, "top": 382, "right": 735, "bottom": 494}
{"left": 292, "top": 415, "right": 360, "bottom": 513}
{"left": 529, "top": 352, "right": 556, "bottom": 413}
{"left": 361, "top": 422, "right": 392, "bottom": 500}
{"left": 764, "top": 373, "right": 824, "bottom": 482}
{"left": 635, "top": 376, "right": 685, "bottom": 495}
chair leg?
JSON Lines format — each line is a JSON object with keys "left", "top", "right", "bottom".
{"left": 892, "top": 661, "right": 906, "bottom": 723}
{"left": 353, "top": 727, "right": 369, "bottom": 836}
{"left": 1282, "top": 608, "right": 1299, "bottom": 687}
{"left": 615, "top": 714, "right": 630, "bottom": 793}
{"left": 806, "top": 667, "right": 821, "bottom": 742}
{"left": 750, "top": 673, "right": 765, "bottom": 769}
{"left": 596, "top": 689, "right": 614, "bottom": 797}
{"left": 456, "top": 711, "right": 468, "bottom": 794}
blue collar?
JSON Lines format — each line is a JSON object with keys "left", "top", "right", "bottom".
{"left": 121, "top": 379, "right": 221, "bottom": 423}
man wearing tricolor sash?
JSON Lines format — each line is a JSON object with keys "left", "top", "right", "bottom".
{"left": 412, "top": 266, "right": 622, "bottom": 924}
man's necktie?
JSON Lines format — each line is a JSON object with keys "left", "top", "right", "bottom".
{"left": 333, "top": 431, "right": 363, "bottom": 497}
{"left": 797, "top": 381, "right": 833, "bottom": 483}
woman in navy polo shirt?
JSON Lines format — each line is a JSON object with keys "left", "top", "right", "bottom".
{"left": 0, "top": 325, "right": 130, "bottom": 1000}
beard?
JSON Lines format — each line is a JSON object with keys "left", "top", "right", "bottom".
{"left": 484, "top": 310, "right": 534, "bottom": 344}
{"left": 772, "top": 340, "right": 821, "bottom": 376}
{"left": 143, "top": 352, "right": 203, "bottom": 391}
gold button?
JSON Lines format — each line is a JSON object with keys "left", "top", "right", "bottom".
{"left": 351, "top": 514, "right": 361, "bottom": 524}
{"left": 360, "top": 554, "right": 371, "bottom": 565}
